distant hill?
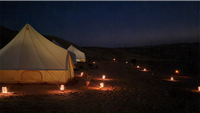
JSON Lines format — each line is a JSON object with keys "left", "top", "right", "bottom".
{"left": 0, "top": 25, "right": 83, "bottom": 51}
{"left": 118, "top": 43, "right": 200, "bottom": 60}
{"left": 44, "top": 35, "right": 85, "bottom": 52}
{"left": 83, "top": 43, "right": 199, "bottom": 76}
{"left": 0, "top": 25, "right": 18, "bottom": 49}
{"left": 83, "top": 43, "right": 199, "bottom": 61}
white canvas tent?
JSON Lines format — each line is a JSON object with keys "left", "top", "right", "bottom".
{"left": 0, "top": 23, "right": 74, "bottom": 84}
{"left": 67, "top": 45, "right": 86, "bottom": 62}
{"left": 52, "top": 39, "right": 77, "bottom": 64}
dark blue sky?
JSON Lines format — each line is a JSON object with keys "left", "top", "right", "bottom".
{"left": 0, "top": 1, "right": 199, "bottom": 47}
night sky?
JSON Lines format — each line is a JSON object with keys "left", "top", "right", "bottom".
{"left": 0, "top": 1, "right": 199, "bottom": 47}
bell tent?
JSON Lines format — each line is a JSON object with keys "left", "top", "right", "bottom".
{"left": 0, "top": 23, "right": 74, "bottom": 84}
{"left": 67, "top": 45, "right": 86, "bottom": 62}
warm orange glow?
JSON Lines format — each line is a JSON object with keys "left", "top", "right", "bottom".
{"left": 170, "top": 77, "right": 174, "bottom": 81}
{"left": 93, "top": 62, "right": 95, "bottom": 64}
{"left": 81, "top": 72, "right": 83, "bottom": 77}
{"left": 143, "top": 68, "right": 146, "bottom": 71}
{"left": 137, "top": 65, "right": 140, "bottom": 68}
{"left": 102, "top": 75, "right": 106, "bottom": 79}
{"left": 2, "top": 87, "right": 8, "bottom": 94}
{"left": 60, "top": 85, "right": 64, "bottom": 91}
{"left": 198, "top": 86, "right": 200, "bottom": 91}
{"left": 175, "top": 70, "right": 179, "bottom": 74}
{"left": 113, "top": 58, "right": 115, "bottom": 61}
{"left": 86, "top": 81, "right": 90, "bottom": 87}
{"left": 100, "top": 83, "right": 104, "bottom": 88}
{"left": 126, "top": 61, "right": 128, "bottom": 64}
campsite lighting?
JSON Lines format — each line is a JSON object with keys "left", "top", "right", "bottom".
{"left": 175, "top": 70, "right": 179, "bottom": 74}
{"left": 170, "top": 77, "right": 174, "bottom": 81}
{"left": 81, "top": 72, "right": 83, "bottom": 77}
{"left": 60, "top": 85, "right": 64, "bottom": 91}
{"left": 137, "top": 65, "right": 140, "bottom": 68}
{"left": 198, "top": 86, "right": 200, "bottom": 92}
{"left": 100, "top": 83, "right": 104, "bottom": 88}
{"left": 102, "top": 75, "right": 106, "bottom": 79}
{"left": 2, "top": 87, "right": 8, "bottom": 94}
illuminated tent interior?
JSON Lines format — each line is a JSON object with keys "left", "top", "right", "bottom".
{"left": 0, "top": 23, "right": 74, "bottom": 84}
{"left": 52, "top": 39, "right": 77, "bottom": 64}
{"left": 67, "top": 45, "right": 86, "bottom": 62}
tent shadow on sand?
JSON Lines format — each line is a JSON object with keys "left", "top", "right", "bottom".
{"left": 65, "top": 79, "right": 79, "bottom": 86}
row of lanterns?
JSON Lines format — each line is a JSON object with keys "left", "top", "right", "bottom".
{"left": 113, "top": 59, "right": 147, "bottom": 71}
{"left": 0, "top": 63, "right": 198, "bottom": 94}
{"left": 169, "top": 70, "right": 179, "bottom": 81}
{"left": 100, "top": 75, "right": 106, "bottom": 89}
{"left": 80, "top": 72, "right": 105, "bottom": 89}
{"left": 136, "top": 65, "right": 147, "bottom": 71}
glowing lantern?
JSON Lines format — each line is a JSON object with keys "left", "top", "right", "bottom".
{"left": 143, "top": 68, "right": 146, "bottom": 71}
{"left": 2, "top": 87, "right": 7, "bottom": 94}
{"left": 137, "top": 65, "right": 140, "bottom": 68}
{"left": 113, "top": 58, "right": 115, "bottom": 61}
{"left": 175, "top": 70, "right": 179, "bottom": 74}
{"left": 93, "top": 62, "right": 95, "bottom": 64}
{"left": 60, "top": 85, "right": 64, "bottom": 91}
{"left": 81, "top": 72, "right": 83, "bottom": 77}
{"left": 102, "top": 75, "right": 106, "bottom": 79}
{"left": 170, "top": 77, "right": 174, "bottom": 81}
{"left": 100, "top": 83, "right": 104, "bottom": 88}
{"left": 198, "top": 86, "right": 200, "bottom": 91}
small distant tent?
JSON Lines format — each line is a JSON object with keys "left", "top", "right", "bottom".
{"left": 0, "top": 23, "right": 74, "bottom": 84}
{"left": 52, "top": 39, "right": 77, "bottom": 64}
{"left": 67, "top": 45, "right": 86, "bottom": 62}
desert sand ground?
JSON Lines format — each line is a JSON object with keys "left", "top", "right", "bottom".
{"left": 0, "top": 60, "right": 199, "bottom": 113}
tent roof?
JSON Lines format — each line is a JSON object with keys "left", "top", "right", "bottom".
{"left": 52, "top": 39, "right": 77, "bottom": 64}
{"left": 67, "top": 45, "right": 86, "bottom": 59}
{"left": 0, "top": 23, "right": 70, "bottom": 70}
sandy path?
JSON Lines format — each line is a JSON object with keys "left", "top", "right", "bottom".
{"left": 0, "top": 61, "right": 199, "bottom": 113}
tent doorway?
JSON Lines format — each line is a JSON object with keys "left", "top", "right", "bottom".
{"left": 21, "top": 71, "right": 42, "bottom": 83}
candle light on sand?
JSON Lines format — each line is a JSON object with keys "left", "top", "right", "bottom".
{"left": 81, "top": 72, "right": 83, "bottom": 77}
{"left": 100, "top": 83, "right": 104, "bottom": 88}
{"left": 102, "top": 75, "right": 106, "bottom": 79}
{"left": 170, "top": 77, "right": 174, "bottom": 81}
{"left": 60, "top": 85, "right": 64, "bottom": 91}
{"left": 175, "top": 70, "right": 179, "bottom": 74}
{"left": 2, "top": 87, "right": 8, "bottom": 94}
{"left": 143, "top": 68, "right": 146, "bottom": 71}
{"left": 198, "top": 86, "right": 200, "bottom": 91}
{"left": 137, "top": 65, "right": 140, "bottom": 68}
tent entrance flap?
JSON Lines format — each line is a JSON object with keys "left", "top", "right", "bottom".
{"left": 21, "top": 70, "right": 42, "bottom": 83}
{"left": 0, "top": 70, "right": 73, "bottom": 84}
